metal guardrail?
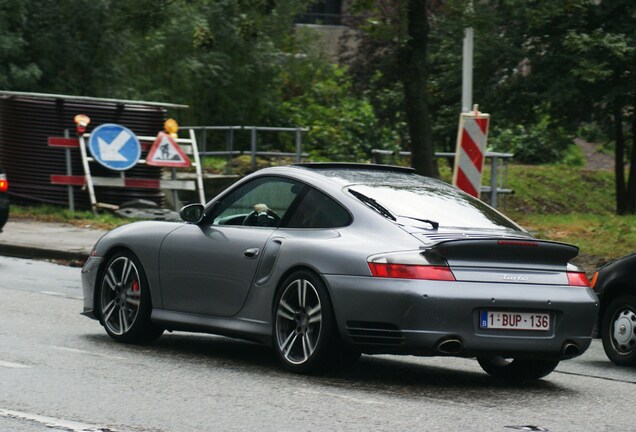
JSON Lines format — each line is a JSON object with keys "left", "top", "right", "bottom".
{"left": 371, "top": 149, "right": 514, "bottom": 208}
{"left": 184, "top": 126, "right": 310, "bottom": 173}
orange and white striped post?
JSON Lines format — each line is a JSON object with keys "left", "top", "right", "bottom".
{"left": 452, "top": 105, "right": 490, "bottom": 198}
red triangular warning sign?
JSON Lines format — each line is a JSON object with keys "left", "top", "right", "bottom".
{"left": 146, "top": 132, "right": 191, "bottom": 167}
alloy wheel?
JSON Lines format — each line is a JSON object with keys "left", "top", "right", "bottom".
{"left": 100, "top": 256, "right": 142, "bottom": 336}
{"left": 275, "top": 278, "right": 323, "bottom": 365}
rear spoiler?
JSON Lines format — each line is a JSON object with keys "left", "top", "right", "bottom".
{"left": 426, "top": 238, "right": 579, "bottom": 270}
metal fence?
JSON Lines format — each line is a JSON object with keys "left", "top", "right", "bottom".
{"left": 183, "top": 126, "right": 310, "bottom": 173}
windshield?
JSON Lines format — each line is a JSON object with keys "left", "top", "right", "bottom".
{"left": 348, "top": 182, "right": 522, "bottom": 232}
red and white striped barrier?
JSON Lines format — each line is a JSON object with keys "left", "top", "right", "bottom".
{"left": 452, "top": 107, "right": 490, "bottom": 198}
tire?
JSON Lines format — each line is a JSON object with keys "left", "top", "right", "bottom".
{"left": 273, "top": 271, "right": 337, "bottom": 374}
{"left": 98, "top": 251, "right": 163, "bottom": 344}
{"left": 477, "top": 357, "right": 559, "bottom": 380}
{"left": 601, "top": 294, "right": 636, "bottom": 366}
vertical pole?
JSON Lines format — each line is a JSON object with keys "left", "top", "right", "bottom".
{"left": 189, "top": 128, "right": 206, "bottom": 205}
{"left": 461, "top": 0, "right": 474, "bottom": 113}
{"left": 200, "top": 128, "right": 207, "bottom": 178}
{"left": 251, "top": 127, "right": 257, "bottom": 171}
{"left": 201, "top": 128, "right": 207, "bottom": 155}
{"left": 226, "top": 128, "right": 233, "bottom": 175}
{"left": 63, "top": 129, "right": 75, "bottom": 212}
{"left": 490, "top": 155, "right": 498, "bottom": 208}
{"left": 461, "top": 26, "right": 474, "bottom": 113}
{"left": 78, "top": 135, "right": 97, "bottom": 213}
{"left": 295, "top": 128, "right": 302, "bottom": 163}
{"left": 171, "top": 168, "right": 178, "bottom": 209}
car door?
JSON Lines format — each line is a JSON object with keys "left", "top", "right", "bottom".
{"left": 159, "top": 176, "right": 301, "bottom": 317}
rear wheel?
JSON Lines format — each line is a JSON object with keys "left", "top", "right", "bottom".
{"left": 477, "top": 357, "right": 559, "bottom": 380}
{"left": 601, "top": 295, "right": 636, "bottom": 366}
{"left": 98, "top": 251, "right": 162, "bottom": 344}
{"left": 273, "top": 271, "right": 337, "bottom": 374}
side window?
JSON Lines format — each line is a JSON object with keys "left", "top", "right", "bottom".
{"left": 211, "top": 177, "right": 301, "bottom": 227}
{"left": 284, "top": 187, "right": 351, "bottom": 228}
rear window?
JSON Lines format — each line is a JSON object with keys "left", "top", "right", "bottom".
{"left": 348, "top": 180, "right": 522, "bottom": 232}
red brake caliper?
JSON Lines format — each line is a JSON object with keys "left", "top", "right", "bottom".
{"left": 131, "top": 280, "right": 140, "bottom": 292}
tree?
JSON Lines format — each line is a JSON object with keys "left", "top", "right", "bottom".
{"left": 492, "top": 0, "right": 636, "bottom": 214}
{"left": 398, "top": 0, "right": 438, "bottom": 177}
{"left": 346, "top": 0, "right": 444, "bottom": 177}
{"left": 6, "top": 0, "right": 312, "bottom": 126}
{"left": 2, "top": 0, "right": 392, "bottom": 161}
{"left": 567, "top": 0, "right": 636, "bottom": 214}
{"left": 0, "top": 0, "right": 41, "bottom": 89}
{"left": 347, "top": 0, "right": 636, "bottom": 213}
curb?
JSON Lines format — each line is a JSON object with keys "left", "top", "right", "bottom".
{"left": 0, "top": 244, "right": 89, "bottom": 263}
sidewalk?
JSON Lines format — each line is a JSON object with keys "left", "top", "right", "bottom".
{"left": 0, "top": 220, "right": 107, "bottom": 262}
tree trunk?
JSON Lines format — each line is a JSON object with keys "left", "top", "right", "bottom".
{"left": 614, "top": 103, "right": 626, "bottom": 214}
{"left": 626, "top": 104, "right": 636, "bottom": 214}
{"left": 398, "top": 0, "right": 439, "bottom": 178}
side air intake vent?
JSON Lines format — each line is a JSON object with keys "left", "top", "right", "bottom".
{"left": 346, "top": 321, "right": 404, "bottom": 345}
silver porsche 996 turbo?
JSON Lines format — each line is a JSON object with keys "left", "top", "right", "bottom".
{"left": 81, "top": 163, "right": 598, "bottom": 380}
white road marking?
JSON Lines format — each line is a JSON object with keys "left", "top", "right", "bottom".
{"left": 0, "top": 409, "right": 123, "bottom": 432}
{"left": 0, "top": 360, "right": 29, "bottom": 369}
{"left": 41, "top": 291, "right": 82, "bottom": 300}
{"left": 297, "top": 388, "right": 386, "bottom": 405}
{"left": 48, "top": 345, "right": 125, "bottom": 360}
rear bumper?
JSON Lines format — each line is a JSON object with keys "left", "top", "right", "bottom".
{"left": 325, "top": 275, "right": 599, "bottom": 359}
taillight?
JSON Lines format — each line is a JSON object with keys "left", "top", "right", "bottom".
{"left": 0, "top": 175, "right": 7, "bottom": 192}
{"left": 567, "top": 271, "right": 590, "bottom": 287}
{"left": 368, "top": 263, "right": 456, "bottom": 281}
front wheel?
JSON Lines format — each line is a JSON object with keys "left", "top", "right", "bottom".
{"left": 601, "top": 295, "right": 636, "bottom": 366}
{"left": 273, "top": 271, "right": 336, "bottom": 374}
{"left": 477, "top": 357, "right": 559, "bottom": 380}
{"left": 98, "top": 251, "right": 163, "bottom": 344}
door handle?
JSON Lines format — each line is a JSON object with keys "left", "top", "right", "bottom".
{"left": 243, "top": 248, "right": 260, "bottom": 258}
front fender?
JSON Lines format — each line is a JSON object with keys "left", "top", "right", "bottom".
{"left": 92, "top": 221, "right": 183, "bottom": 310}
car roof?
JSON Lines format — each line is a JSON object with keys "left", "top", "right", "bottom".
{"left": 293, "top": 162, "right": 415, "bottom": 174}
{"left": 285, "top": 163, "right": 450, "bottom": 190}
{"left": 230, "top": 163, "right": 455, "bottom": 205}
{"left": 249, "top": 163, "right": 451, "bottom": 192}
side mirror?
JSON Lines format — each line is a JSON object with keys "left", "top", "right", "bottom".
{"left": 179, "top": 203, "right": 204, "bottom": 223}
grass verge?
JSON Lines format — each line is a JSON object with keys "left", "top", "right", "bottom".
{"left": 10, "top": 205, "right": 129, "bottom": 230}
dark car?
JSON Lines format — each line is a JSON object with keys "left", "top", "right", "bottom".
{"left": 81, "top": 163, "right": 598, "bottom": 380}
{"left": 592, "top": 253, "right": 636, "bottom": 365}
{"left": 0, "top": 165, "right": 8, "bottom": 232}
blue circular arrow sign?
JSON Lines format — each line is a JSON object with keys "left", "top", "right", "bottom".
{"left": 88, "top": 124, "right": 141, "bottom": 171}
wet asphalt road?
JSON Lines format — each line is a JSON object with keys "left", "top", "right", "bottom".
{"left": 0, "top": 255, "right": 634, "bottom": 432}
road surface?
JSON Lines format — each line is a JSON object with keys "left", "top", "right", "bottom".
{"left": 0, "top": 256, "right": 633, "bottom": 431}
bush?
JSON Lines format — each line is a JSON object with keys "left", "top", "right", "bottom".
{"left": 280, "top": 64, "right": 401, "bottom": 161}
{"left": 489, "top": 115, "right": 574, "bottom": 164}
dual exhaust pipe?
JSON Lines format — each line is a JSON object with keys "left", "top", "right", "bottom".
{"left": 435, "top": 338, "right": 581, "bottom": 358}
{"left": 562, "top": 341, "right": 580, "bottom": 358}
{"left": 436, "top": 337, "right": 463, "bottom": 355}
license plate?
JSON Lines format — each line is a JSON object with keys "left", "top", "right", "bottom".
{"left": 480, "top": 310, "right": 550, "bottom": 331}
